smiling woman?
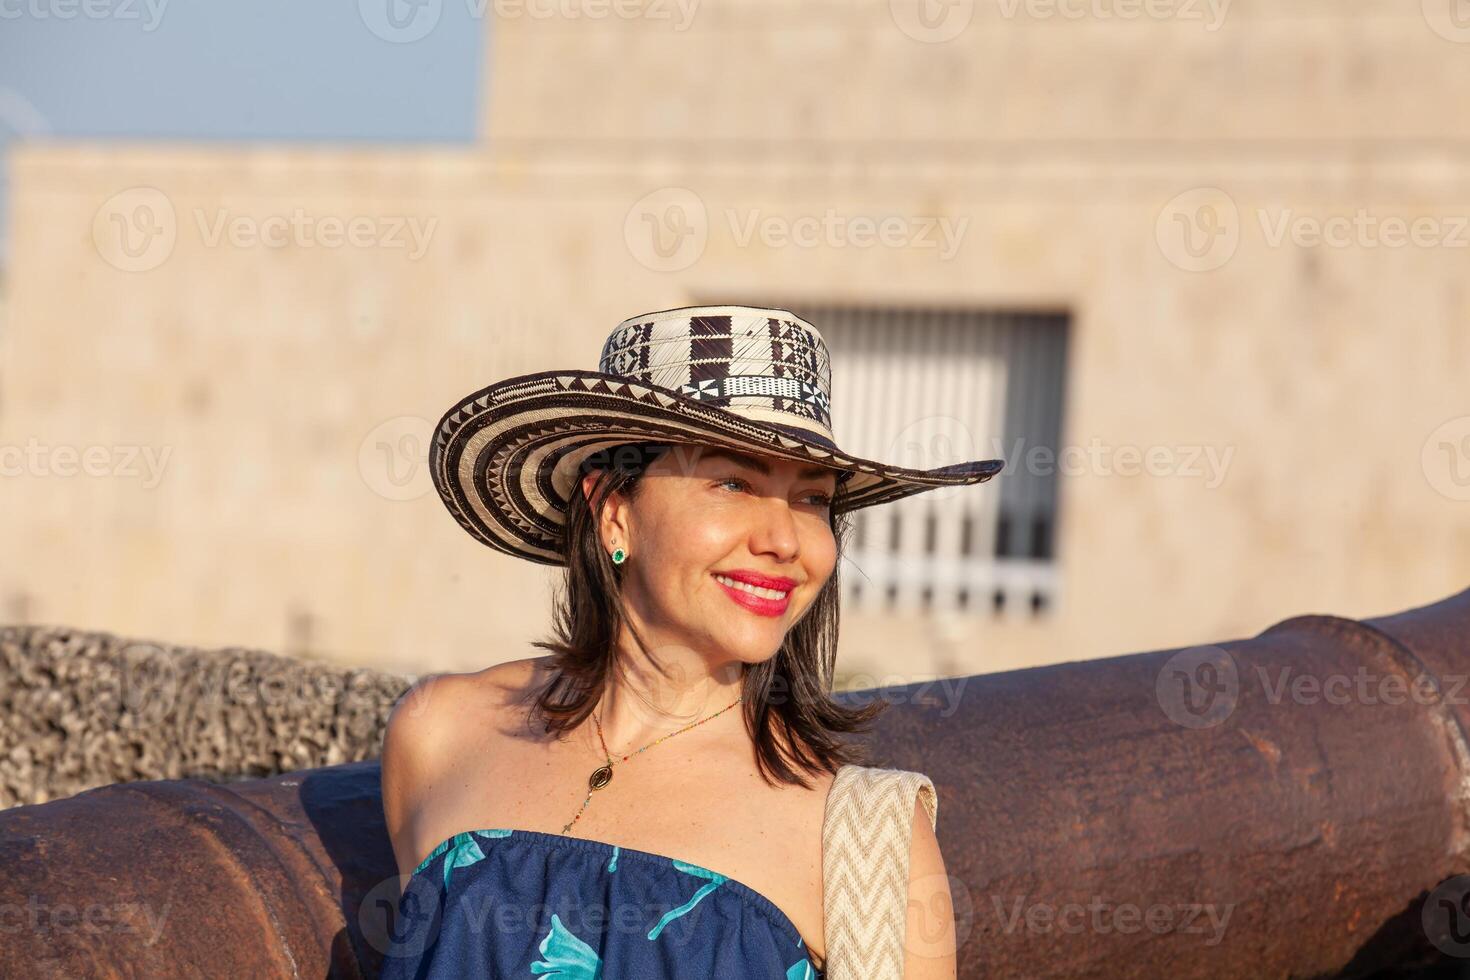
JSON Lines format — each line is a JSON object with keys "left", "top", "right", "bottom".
{"left": 379, "top": 305, "right": 1004, "bottom": 979}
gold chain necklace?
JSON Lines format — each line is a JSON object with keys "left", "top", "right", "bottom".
{"left": 560, "top": 693, "right": 744, "bottom": 834}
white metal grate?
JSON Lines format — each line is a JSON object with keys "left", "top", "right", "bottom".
{"left": 775, "top": 304, "right": 1069, "bottom": 619}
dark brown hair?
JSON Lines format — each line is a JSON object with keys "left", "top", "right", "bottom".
{"left": 525, "top": 440, "right": 888, "bottom": 789}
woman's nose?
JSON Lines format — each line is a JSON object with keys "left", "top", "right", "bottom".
{"left": 750, "top": 496, "right": 801, "bottom": 558}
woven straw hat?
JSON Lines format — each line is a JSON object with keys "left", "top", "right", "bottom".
{"left": 429, "top": 304, "right": 1005, "bottom": 565}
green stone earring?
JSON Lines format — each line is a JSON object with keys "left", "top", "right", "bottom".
{"left": 611, "top": 547, "right": 627, "bottom": 565}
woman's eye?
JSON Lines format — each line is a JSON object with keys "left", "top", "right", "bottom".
{"left": 719, "top": 475, "right": 830, "bottom": 508}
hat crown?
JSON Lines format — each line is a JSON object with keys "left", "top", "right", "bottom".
{"left": 597, "top": 305, "right": 835, "bottom": 446}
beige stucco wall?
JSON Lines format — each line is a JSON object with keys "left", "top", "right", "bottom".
{"left": 1, "top": 1, "right": 1467, "bottom": 680}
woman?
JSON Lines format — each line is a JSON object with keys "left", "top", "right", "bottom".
{"left": 379, "top": 305, "right": 1003, "bottom": 979}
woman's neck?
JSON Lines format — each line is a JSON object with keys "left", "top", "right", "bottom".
{"left": 591, "top": 654, "right": 746, "bottom": 757}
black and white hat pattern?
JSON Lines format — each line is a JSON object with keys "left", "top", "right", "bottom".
{"left": 429, "top": 305, "right": 1004, "bottom": 565}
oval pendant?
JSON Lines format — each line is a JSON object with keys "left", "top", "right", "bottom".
{"left": 589, "top": 765, "right": 613, "bottom": 790}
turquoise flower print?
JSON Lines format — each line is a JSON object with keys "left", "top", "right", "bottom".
{"left": 530, "top": 912, "right": 604, "bottom": 979}
{"left": 786, "top": 935, "right": 818, "bottom": 979}
{"left": 414, "top": 829, "right": 512, "bottom": 891}
{"left": 648, "top": 859, "right": 728, "bottom": 941}
{"left": 786, "top": 958, "right": 817, "bottom": 979}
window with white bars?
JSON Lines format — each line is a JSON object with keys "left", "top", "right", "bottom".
{"left": 769, "top": 304, "right": 1069, "bottom": 619}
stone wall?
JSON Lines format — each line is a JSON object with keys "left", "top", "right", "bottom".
{"left": 0, "top": 623, "right": 411, "bottom": 808}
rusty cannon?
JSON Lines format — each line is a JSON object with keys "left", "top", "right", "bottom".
{"left": 3, "top": 586, "right": 1470, "bottom": 978}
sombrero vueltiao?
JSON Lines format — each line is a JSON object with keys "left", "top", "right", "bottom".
{"left": 429, "top": 305, "right": 1005, "bottom": 565}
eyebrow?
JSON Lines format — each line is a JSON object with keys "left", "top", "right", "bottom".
{"left": 700, "top": 447, "right": 840, "bottom": 483}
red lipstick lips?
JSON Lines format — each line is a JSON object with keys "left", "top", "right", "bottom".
{"left": 713, "top": 569, "right": 796, "bottom": 618}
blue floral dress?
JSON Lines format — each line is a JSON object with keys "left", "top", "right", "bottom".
{"left": 380, "top": 827, "right": 823, "bottom": 979}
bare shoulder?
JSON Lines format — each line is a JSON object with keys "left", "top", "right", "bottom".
{"left": 379, "top": 656, "right": 557, "bottom": 878}
{"left": 384, "top": 656, "right": 554, "bottom": 749}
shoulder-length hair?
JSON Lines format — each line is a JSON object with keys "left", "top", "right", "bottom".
{"left": 525, "top": 440, "right": 889, "bottom": 789}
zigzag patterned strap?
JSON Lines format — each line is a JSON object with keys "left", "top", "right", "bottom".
{"left": 820, "top": 764, "right": 939, "bottom": 979}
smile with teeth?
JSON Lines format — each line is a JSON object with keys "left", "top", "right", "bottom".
{"left": 714, "top": 574, "right": 791, "bottom": 600}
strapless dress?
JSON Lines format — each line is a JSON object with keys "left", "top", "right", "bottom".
{"left": 380, "top": 826, "right": 823, "bottom": 979}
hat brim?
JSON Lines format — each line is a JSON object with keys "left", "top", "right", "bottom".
{"left": 429, "top": 368, "right": 1005, "bottom": 565}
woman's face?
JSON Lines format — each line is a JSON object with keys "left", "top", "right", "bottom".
{"left": 583, "top": 442, "right": 841, "bottom": 667}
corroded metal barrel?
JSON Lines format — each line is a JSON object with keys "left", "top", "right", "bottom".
{"left": 2, "top": 586, "right": 1470, "bottom": 977}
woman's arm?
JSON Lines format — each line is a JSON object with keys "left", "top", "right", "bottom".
{"left": 903, "top": 796, "right": 959, "bottom": 979}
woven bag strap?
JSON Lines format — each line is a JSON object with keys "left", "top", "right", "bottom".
{"left": 820, "top": 763, "right": 939, "bottom": 979}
